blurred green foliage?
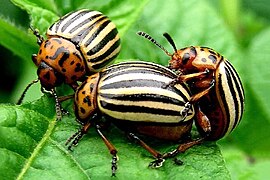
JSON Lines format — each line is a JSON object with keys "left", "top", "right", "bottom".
{"left": 0, "top": 0, "right": 270, "bottom": 179}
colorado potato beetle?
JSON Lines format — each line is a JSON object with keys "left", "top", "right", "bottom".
{"left": 66, "top": 61, "right": 198, "bottom": 176}
{"left": 137, "top": 31, "right": 245, "bottom": 141}
{"left": 17, "top": 9, "right": 121, "bottom": 120}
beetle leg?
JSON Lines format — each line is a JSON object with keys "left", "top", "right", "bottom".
{"left": 70, "top": 82, "right": 79, "bottom": 91}
{"left": 58, "top": 94, "right": 74, "bottom": 102}
{"left": 50, "top": 88, "right": 63, "bottom": 120}
{"left": 127, "top": 132, "right": 165, "bottom": 168}
{"left": 195, "top": 106, "right": 211, "bottom": 135}
{"left": 95, "top": 124, "right": 118, "bottom": 177}
{"left": 180, "top": 102, "right": 192, "bottom": 120}
{"left": 47, "top": 88, "right": 73, "bottom": 119}
{"left": 189, "top": 82, "right": 214, "bottom": 103}
{"left": 164, "top": 69, "right": 210, "bottom": 88}
{"left": 65, "top": 121, "right": 92, "bottom": 150}
{"left": 177, "top": 68, "right": 210, "bottom": 83}
{"left": 162, "top": 137, "right": 204, "bottom": 160}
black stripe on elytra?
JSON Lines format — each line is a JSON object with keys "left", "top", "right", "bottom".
{"left": 225, "top": 60, "right": 245, "bottom": 102}
{"left": 103, "top": 62, "right": 176, "bottom": 79}
{"left": 224, "top": 65, "right": 239, "bottom": 125}
{"left": 70, "top": 16, "right": 107, "bottom": 45}
{"left": 173, "top": 85, "right": 190, "bottom": 102}
{"left": 100, "top": 93, "right": 186, "bottom": 106}
{"left": 69, "top": 13, "right": 103, "bottom": 33}
{"left": 86, "top": 27, "right": 118, "bottom": 56}
{"left": 99, "top": 100, "right": 181, "bottom": 116}
{"left": 217, "top": 72, "right": 230, "bottom": 137}
{"left": 89, "top": 35, "right": 120, "bottom": 63}
{"left": 84, "top": 20, "right": 111, "bottom": 47}
{"left": 91, "top": 52, "right": 119, "bottom": 71}
{"left": 101, "top": 68, "right": 171, "bottom": 83}
{"left": 225, "top": 61, "right": 244, "bottom": 130}
{"left": 100, "top": 79, "right": 166, "bottom": 90}
{"left": 61, "top": 10, "right": 90, "bottom": 32}
{"left": 224, "top": 65, "right": 241, "bottom": 133}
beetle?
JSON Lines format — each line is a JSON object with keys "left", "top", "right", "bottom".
{"left": 65, "top": 61, "right": 199, "bottom": 176}
{"left": 17, "top": 9, "right": 121, "bottom": 120}
{"left": 137, "top": 31, "right": 245, "bottom": 140}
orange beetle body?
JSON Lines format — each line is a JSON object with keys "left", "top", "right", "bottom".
{"left": 138, "top": 32, "right": 245, "bottom": 141}
{"left": 33, "top": 38, "right": 85, "bottom": 89}
{"left": 32, "top": 9, "right": 121, "bottom": 90}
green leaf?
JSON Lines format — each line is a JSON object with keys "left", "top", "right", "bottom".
{"left": 0, "top": 16, "right": 41, "bottom": 103}
{"left": 221, "top": 144, "right": 270, "bottom": 180}
{"left": 0, "top": 98, "right": 230, "bottom": 179}
{"left": 243, "top": 0, "right": 270, "bottom": 21}
{"left": 118, "top": 0, "right": 240, "bottom": 67}
{"left": 0, "top": 17, "right": 36, "bottom": 62}
{"left": 4, "top": 0, "right": 270, "bottom": 178}
{"left": 230, "top": 27, "right": 270, "bottom": 157}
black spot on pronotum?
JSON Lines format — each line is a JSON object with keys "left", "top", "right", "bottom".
{"left": 44, "top": 72, "right": 50, "bottom": 80}
{"left": 62, "top": 68, "right": 66, "bottom": 72}
{"left": 83, "top": 96, "right": 92, "bottom": 106}
{"left": 70, "top": 60, "right": 75, "bottom": 65}
{"left": 75, "top": 63, "right": 83, "bottom": 72}
{"left": 52, "top": 38, "right": 62, "bottom": 44}
{"left": 182, "top": 53, "right": 190, "bottom": 65}
{"left": 44, "top": 40, "right": 51, "bottom": 48}
{"left": 90, "top": 83, "right": 94, "bottom": 92}
{"left": 208, "top": 49, "right": 217, "bottom": 55}
{"left": 80, "top": 107, "right": 86, "bottom": 114}
{"left": 73, "top": 51, "right": 82, "bottom": 60}
{"left": 190, "top": 46, "right": 197, "bottom": 56}
{"left": 58, "top": 51, "right": 70, "bottom": 66}
{"left": 71, "top": 75, "right": 77, "bottom": 81}
{"left": 208, "top": 55, "right": 217, "bottom": 64}
{"left": 201, "top": 58, "right": 207, "bottom": 62}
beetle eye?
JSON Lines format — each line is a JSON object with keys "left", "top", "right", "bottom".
{"left": 182, "top": 53, "right": 190, "bottom": 65}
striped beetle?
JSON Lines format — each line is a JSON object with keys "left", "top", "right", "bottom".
{"left": 17, "top": 9, "right": 121, "bottom": 119}
{"left": 137, "top": 31, "right": 245, "bottom": 140}
{"left": 66, "top": 61, "right": 198, "bottom": 176}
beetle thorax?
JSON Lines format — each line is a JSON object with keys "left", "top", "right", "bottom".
{"left": 74, "top": 73, "right": 100, "bottom": 123}
{"left": 169, "top": 47, "right": 197, "bottom": 73}
{"left": 33, "top": 37, "right": 86, "bottom": 86}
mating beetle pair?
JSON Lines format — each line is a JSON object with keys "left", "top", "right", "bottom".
{"left": 18, "top": 9, "right": 245, "bottom": 176}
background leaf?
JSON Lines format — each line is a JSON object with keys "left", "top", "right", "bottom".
{"left": 0, "top": 0, "right": 270, "bottom": 179}
{"left": 0, "top": 101, "right": 230, "bottom": 180}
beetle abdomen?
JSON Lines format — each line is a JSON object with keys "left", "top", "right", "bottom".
{"left": 215, "top": 60, "right": 245, "bottom": 138}
{"left": 47, "top": 9, "right": 121, "bottom": 72}
{"left": 199, "top": 60, "right": 245, "bottom": 140}
{"left": 97, "top": 61, "right": 194, "bottom": 124}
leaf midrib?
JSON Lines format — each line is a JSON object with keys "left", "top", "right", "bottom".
{"left": 16, "top": 116, "right": 57, "bottom": 180}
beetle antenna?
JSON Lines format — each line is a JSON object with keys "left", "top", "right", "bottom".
{"left": 17, "top": 79, "right": 39, "bottom": 105}
{"left": 163, "top": 33, "right": 178, "bottom": 53}
{"left": 137, "top": 31, "right": 172, "bottom": 56}
{"left": 29, "top": 26, "right": 44, "bottom": 45}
